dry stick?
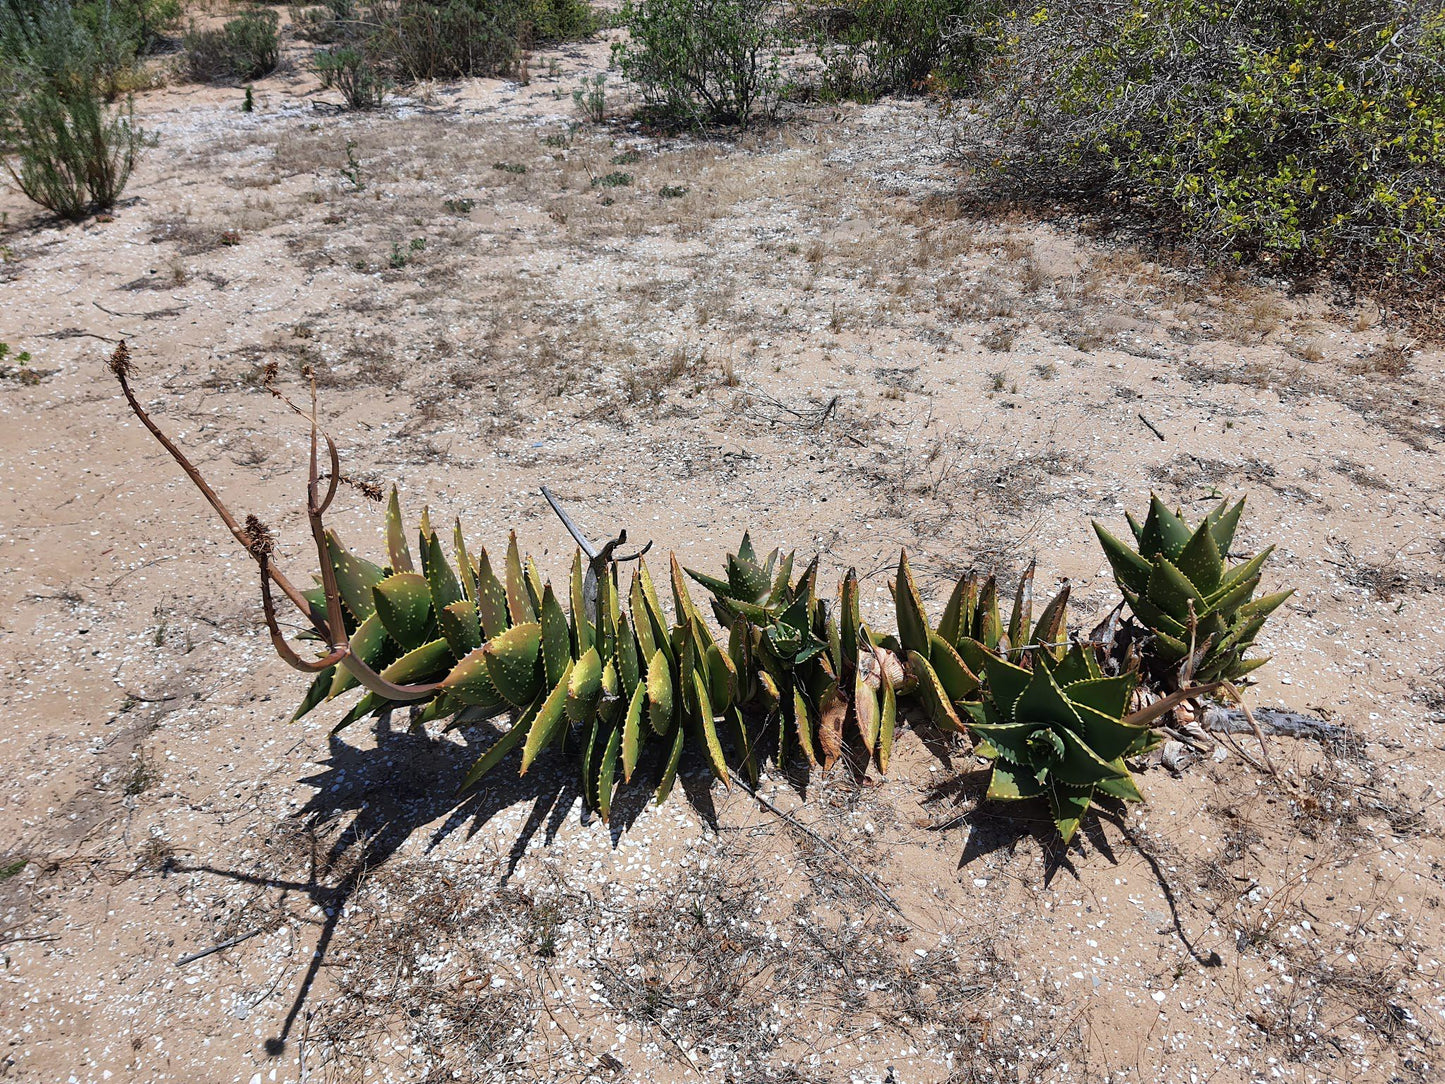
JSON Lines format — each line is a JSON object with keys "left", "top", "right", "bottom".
{"left": 729, "top": 775, "right": 908, "bottom": 921}
{"left": 1221, "top": 681, "right": 1277, "bottom": 774}
{"left": 111, "top": 344, "right": 442, "bottom": 702}
{"left": 1138, "top": 413, "right": 1166, "bottom": 441}
{"left": 176, "top": 927, "right": 264, "bottom": 966}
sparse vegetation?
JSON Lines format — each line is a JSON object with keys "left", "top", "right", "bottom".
{"left": 572, "top": 71, "right": 606, "bottom": 121}
{"left": 315, "top": 45, "right": 388, "bottom": 109}
{"left": 813, "top": 0, "right": 994, "bottom": 99}
{"left": 0, "top": 0, "right": 148, "bottom": 217}
{"left": 1, "top": 87, "right": 141, "bottom": 219}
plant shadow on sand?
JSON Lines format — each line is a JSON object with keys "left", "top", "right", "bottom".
{"left": 923, "top": 761, "right": 1224, "bottom": 969}
{"left": 164, "top": 706, "right": 726, "bottom": 1058}
{"left": 167, "top": 706, "right": 1215, "bottom": 1060}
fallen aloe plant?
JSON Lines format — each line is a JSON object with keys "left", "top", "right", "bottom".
{"left": 110, "top": 344, "right": 1292, "bottom": 840}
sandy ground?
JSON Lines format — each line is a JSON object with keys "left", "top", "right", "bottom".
{"left": 2, "top": 27, "right": 1444, "bottom": 1084}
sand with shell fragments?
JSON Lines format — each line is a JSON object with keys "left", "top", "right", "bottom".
{"left": 2, "top": 29, "right": 1444, "bottom": 1084}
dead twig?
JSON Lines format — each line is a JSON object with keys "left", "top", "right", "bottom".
{"left": 176, "top": 926, "right": 264, "bottom": 966}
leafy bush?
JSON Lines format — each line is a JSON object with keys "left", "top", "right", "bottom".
{"left": 364, "top": 0, "right": 595, "bottom": 82}
{"left": 977, "top": 0, "right": 1445, "bottom": 283}
{"left": 183, "top": 8, "right": 281, "bottom": 83}
{"left": 2, "top": 87, "right": 141, "bottom": 218}
{"left": 315, "top": 45, "right": 387, "bottom": 108}
{"left": 1, "top": 0, "right": 149, "bottom": 217}
{"left": 613, "top": 0, "right": 783, "bottom": 127}
{"left": 297, "top": 0, "right": 594, "bottom": 86}
{"left": 813, "top": 0, "right": 990, "bottom": 98}
{"left": 2, "top": 0, "right": 177, "bottom": 99}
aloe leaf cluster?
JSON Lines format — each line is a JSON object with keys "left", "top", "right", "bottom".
{"left": 966, "top": 648, "right": 1154, "bottom": 842}
{"left": 686, "top": 536, "right": 898, "bottom": 774}
{"left": 1093, "top": 496, "right": 1293, "bottom": 686}
{"left": 891, "top": 552, "right": 1072, "bottom": 735}
{"left": 111, "top": 350, "right": 1299, "bottom": 846}
{"left": 282, "top": 496, "right": 1292, "bottom": 838}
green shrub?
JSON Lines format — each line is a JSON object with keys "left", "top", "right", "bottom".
{"left": 978, "top": 0, "right": 1445, "bottom": 283}
{"left": 366, "top": 0, "right": 594, "bottom": 82}
{"left": 814, "top": 0, "right": 989, "bottom": 98}
{"left": 3, "top": 0, "right": 177, "bottom": 99}
{"left": 183, "top": 8, "right": 281, "bottom": 83}
{"left": 315, "top": 45, "right": 388, "bottom": 108}
{"left": 2, "top": 88, "right": 141, "bottom": 219}
{"left": 613, "top": 0, "right": 783, "bottom": 127}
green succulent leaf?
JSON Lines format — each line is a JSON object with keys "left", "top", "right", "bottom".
{"left": 982, "top": 654, "right": 1032, "bottom": 723}
{"left": 1093, "top": 522, "right": 1151, "bottom": 597}
{"left": 457, "top": 700, "right": 534, "bottom": 792}
{"left": 439, "top": 599, "right": 482, "bottom": 658}
{"left": 1174, "top": 518, "right": 1223, "bottom": 596}
{"left": 505, "top": 533, "right": 534, "bottom": 625}
{"left": 441, "top": 647, "right": 506, "bottom": 708}
{"left": 1139, "top": 496, "right": 1192, "bottom": 561}
{"left": 877, "top": 674, "right": 897, "bottom": 774}
{"left": 987, "top": 760, "right": 1044, "bottom": 800}
{"left": 473, "top": 547, "right": 510, "bottom": 639}
{"left": 373, "top": 572, "right": 435, "bottom": 649}
{"left": 909, "top": 650, "right": 964, "bottom": 732}
{"left": 621, "top": 681, "right": 646, "bottom": 782}
{"left": 1046, "top": 783, "right": 1095, "bottom": 844}
{"left": 894, "top": 550, "right": 931, "bottom": 659}
{"left": 566, "top": 646, "right": 604, "bottom": 723}
{"left": 654, "top": 711, "right": 685, "bottom": 805}
{"left": 646, "top": 649, "right": 674, "bottom": 735}
{"left": 327, "top": 610, "right": 390, "bottom": 700}
{"left": 539, "top": 584, "right": 572, "bottom": 689}
{"left": 386, "top": 488, "right": 414, "bottom": 574}
{"left": 327, "top": 531, "right": 387, "bottom": 621}
{"left": 483, "top": 622, "right": 543, "bottom": 707}
{"left": 928, "top": 632, "right": 980, "bottom": 702}
{"left": 692, "top": 669, "right": 728, "bottom": 785}
{"left": 597, "top": 724, "right": 622, "bottom": 821}
{"left": 379, "top": 637, "right": 451, "bottom": 685}
{"left": 520, "top": 662, "right": 574, "bottom": 775}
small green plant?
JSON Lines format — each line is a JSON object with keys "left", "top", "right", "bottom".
{"left": 967, "top": 649, "right": 1153, "bottom": 842}
{"left": 242, "top": 84, "right": 254, "bottom": 112}
{"left": 573, "top": 72, "right": 606, "bottom": 122}
{"left": 659, "top": 184, "right": 687, "bottom": 198}
{"left": 492, "top": 161, "right": 528, "bottom": 174}
{"left": 1, "top": 89, "right": 142, "bottom": 219}
{"left": 593, "top": 171, "right": 632, "bottom": 188}
{"left": 388, "top": 242, "right": 409, "bottom": 268}
{"left": 0, "top": 858, "right": 26, "bottom": 881}
{"left": 340, "top": 139, "right": 363, "bottom": 188}
{"left": 542, "top": 123, "right": 580, "bottom": 148}
{"left": 443, "top": 196, "right": 476, "bottom": 213}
